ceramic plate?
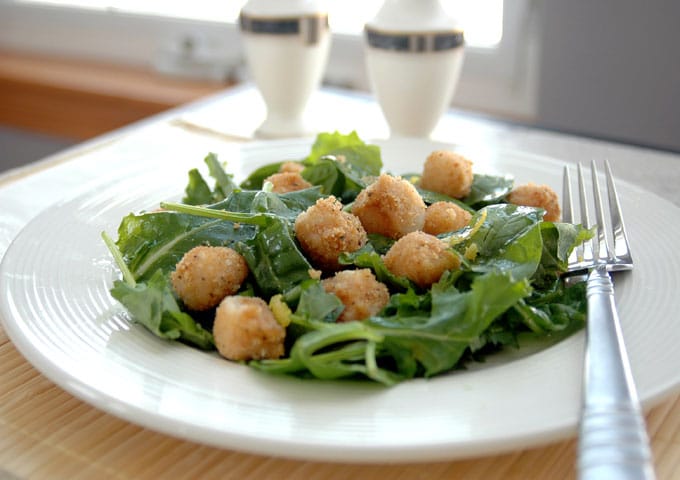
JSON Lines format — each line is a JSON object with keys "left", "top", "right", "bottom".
{"left": 2, "top": 137, "right": 680, "bottom": 463}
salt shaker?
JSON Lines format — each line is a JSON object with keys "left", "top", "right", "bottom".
{"left": 239, "top": 0, "right": 330, "bottom": 138}
{"left": 365, "top": 0, "right": 465, "bottom": 138}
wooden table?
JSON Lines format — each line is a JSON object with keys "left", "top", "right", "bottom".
{"left": 1, "top": 85, "right": 679, "bottom": 479}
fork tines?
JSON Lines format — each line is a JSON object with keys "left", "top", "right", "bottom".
{"left": 562, "top": 161, "right": 633, "bottom": 272}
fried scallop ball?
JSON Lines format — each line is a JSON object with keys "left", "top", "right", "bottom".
{"left": 264, "top": 171, "right": 313, "bottom": 194}
{"left": 506, "top": 182, "right": 561, "bottom": 222}
{"left": 321, "top": 269, "right": 390, "bottom": 322}
{"left": 423, "top": 201, "right": 472, "bottom": 235}
{"left": 170, "top": 246, "right": 249, "bottom": 311}
{"left": 420, "top": 150, "right": 474, "bottom": 199}
{"left": 294, "top": 196, "right": 368, "bottom": 271}
{"left": 279, "top": 161, "right": 305, "bottom": 174}
{"left": 383, "top": 231, "right": 460, "bottom": 288}
{"left": 352, "top": 174, "right": 426, "bottom": 239}
{"left": 213, "top": 296, "right": 285, "bottom": 361}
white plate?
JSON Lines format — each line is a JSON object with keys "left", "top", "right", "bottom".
{"left": 2, "top": 137, "right": 680, "bottom": 463}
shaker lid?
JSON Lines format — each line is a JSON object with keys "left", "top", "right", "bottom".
{"left": 366, "top": 0, "right": 461, "bottom": 33}
{"left": 240, "top": 0, "right": 327, "bottom": 17}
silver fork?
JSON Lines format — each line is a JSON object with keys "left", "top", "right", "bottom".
{"left": 563, "top": 161, "right": 656, "bottom": 480}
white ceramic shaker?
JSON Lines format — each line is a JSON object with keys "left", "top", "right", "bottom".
{"left": 239, "top": 0, "right": 330, "bottom": 138}
{"left": 364, "top": 0, "right": 465, "bottom": 138}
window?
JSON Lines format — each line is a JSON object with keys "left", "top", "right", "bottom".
{"left": 0, "top": 0, "right": 539, "bottom": 119}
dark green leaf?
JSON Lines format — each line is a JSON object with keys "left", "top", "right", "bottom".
{"left": 463, "top": 204, "right": 544, "bottom": 280}
{"left": 182, "top": 153, "right": 237, "bottom": 205}
{"left": 463, "top": 173, "right": 514, "bottom": 207}
{"left": 236, "top": 216, "right": 313, "bottom": 298}
{"left": 239, "top": 161, "right": 287, "bottom": 190}
{"left": 306, "top": 130, "right": 370, "bottom": 163}
{"left": 110, "top": 269, "right": 214, "bottom": 350}
{"left": 116, "top": 211, "right": 256, "bottom": 282}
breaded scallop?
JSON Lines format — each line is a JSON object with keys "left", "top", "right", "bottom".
{"left": 294, "top": 196, "right": 368, "bottom": 271}
{"left": 506, "top": 182, "right": 561, "bottom": 222}
{"left": 352, "top": 174, "right": 426, "bottom": 239}
{"left": 213, "top": 296, "right": 285, "bottom": 361}
{"left": 423, "top": 201, "right": 472, "bottom": 235}
{"left": 171, "top": 246, "right": 249, "bottom": 311}
{"left": 279, "top": 161, "right": 305, "bottom": 174}
{"left": 383, "top": 231, "right": 460, "bottom": 288}
{"left": 420, "top": 150, "right": 474, "bottom": 199}
{"left": 264, "top": 171, "right": 313, "bottom": 194}
{"left": 321, "top": 269, "right": 390, "bottom": 322}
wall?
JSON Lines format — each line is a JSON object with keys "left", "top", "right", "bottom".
{"left": 536, "top": 0, "right": 680, "bottom": 151}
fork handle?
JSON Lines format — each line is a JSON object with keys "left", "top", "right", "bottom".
{"left": 578, "top": 266, "right": 655, "bottom": 480}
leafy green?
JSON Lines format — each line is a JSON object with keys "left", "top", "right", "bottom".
{"left": 236, "top": 215, "right": 313, "bottom": 298}
{"left": 239, "top": 161, "right": 287, "bottom": 190}
{"left": 116, "top": 211, "right": 257, "bottom": 282}
{"left": 183, "top": 153, "right": 237, "bottom": 205}
{"left": 414, "top": 185, "right": 474, "bottom": 212}
{"left": 110, "top": 269, "right": 214, "bottom": 349}
{"left": 339, "top": 244, "right": 413, "bottom": 290}
{"left": 300, "top": 131, "right": 382, "bottom": 202}
{"left": 105, "top": 131, "right": 591, "bottom": 386}
{"left": 182, "top": 169, "right": 213, "bottom": 206}
{"left": 305, "top": 130, "right": 373, "bottom": 163}
{"left": 254, "top": 270, "right": 531, "bottom": 383}
{"left": 460, "top": 204, "right": 544, "bottom": 281}
{"left": 463, "top": 173, "right": 514, "bottom": 208}
{"left": 406, "top": 172, "right": 513, "bottom": 210}
{"left": 534, "top": 221, "right": 594, "bottom": 286}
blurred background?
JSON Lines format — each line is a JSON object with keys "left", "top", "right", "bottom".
{"left": 1, "top": 0, "right": 678, "bottom": 173}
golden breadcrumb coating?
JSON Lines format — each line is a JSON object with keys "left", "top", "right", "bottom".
{"left": 294, "top": 196, "right": 368, "bottom": 271}
{"left": 264, "top": 171, "right": 313, "bottom": 193}
{"left": 171, "top": 246, "right": 249, "bottom": 311}
{"left": 423, "top": 201, "right": 472, "bottom": 235}
{"left": 420, "top": 150, "right": 474, "bottom": 199}
{"left": 352, "top": 174, "right": 426, "bottom": 239}
{"left": 384, "top": 231, "right": 460, "bottom": 288}
{"left": 322, "top": 269, "right": 390, "bottom": 322}
{"left": 506, "top": 182, "right": 561, "bottom": 222}
{"left": 213, "top": 296, "right": 285, "bottom": 361}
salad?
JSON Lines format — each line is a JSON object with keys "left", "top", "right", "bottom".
{"left": 103, "top": 131, "right": 591, "bottom": 385}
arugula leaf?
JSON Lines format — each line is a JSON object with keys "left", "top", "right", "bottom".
{"left": 236, "top": 216, "right": 313, "bottom": 298}
{"left": 339, "top": 244, "right": 413, "bottom": 290}
{"left": 182, "top": 168, "right": 214, "bottom": 206}
{"left": 406, "top": 172, "right": 513, "bottom": 210}
{"left": 369, "top": 271, "right": 531, "bottom": 378}
{"left": 239, "top": 161, "right": 287, "bottom": 190}
{"left": 305, "top": 131, "right": 371, "bottom": 163}
{"left": 255, "top": 271, "right": 531, "bottom": 384}
{"left": 510, "top": 281, "right": 587, "bottom": 334}
{"left": 414, "top": 185, "right": 475, "bottom": 212}
{"left": 293, "top": 280, "right": 345, "bottom": 323}
{"left": 462, "top": 204, "right": 544, "bottom": 281}
{"left": 205, "top": 152, "right": 237, "bottom": 200}
{"left": 110, "top": 269, "right": 214, "bottom": 350}
{"left": 302, "top": 149, "right": 382, "bottom": 202}
{"left": 463, "top": 173, "right": 514, "bottom": 208}
{"left": 214, "top": 187, "right": 325, "bottom": 219}
{"left": 301, "top": 131, "right": 382, "bottom": 202}
{"left": 533, "top": 221, "right": 594, "bottom": 286}
{"left": 183, "top": 153, "right": 237, "bottom": 205}
{"left": 116, "top": 211, "right": 257, "bottom": 282}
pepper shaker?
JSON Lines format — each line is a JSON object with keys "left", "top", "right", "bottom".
{"left": 240, "top": 0, "right": 330, "bottom": 138}
{"left": 365, "top": 0, "right": 465, "bottom": 138}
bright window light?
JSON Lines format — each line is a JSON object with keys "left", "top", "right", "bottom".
{"left": 16, "top": 0, "right": 503, "bottom": 48}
